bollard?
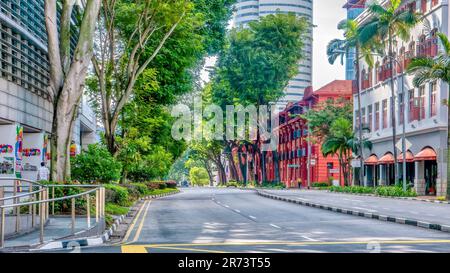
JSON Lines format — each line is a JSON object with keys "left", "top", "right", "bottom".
{"left": 86, "top": 194, "right": 91, "bottom": 229}
{"left": 39, "top": 202, "right": 44, "bottom": 244}
{"left": 71, "top": 198, "right": 75, "bottom": 235}
{"left": 14, "top": 180, "right": 20, "bottom": 233}
{"left": 95, "top": 189, "right": 99, "bottom": 222}
{"left": 0, "top": 208, "right": 4, "bottom": 248}
{"left": 52, "top": 186, "right": 55, "bottom": 216}
{"left": 31, "top": 193, "right": 36, "bottom": 227}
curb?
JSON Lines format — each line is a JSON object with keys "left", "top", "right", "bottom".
{"left": 257, "top": 190, "right": 450, "bottom": 234}
{"left": 35, "top": 190, "right": 181, "bottom": 251}
{"left": 324, "top": 190, "right": 450, "bottom": 204}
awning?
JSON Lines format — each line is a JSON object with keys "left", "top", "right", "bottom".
{"left": 414, "top": 148, "right": 437, "bottom": 161}
{"left": 378, "top": 153, "right": 394, "bottom": 164}
{"left": 397, "top": 151, "right": 414, "bottom": 163}
{"left": 364, "top": 155, "right": 378, "bottom": 165}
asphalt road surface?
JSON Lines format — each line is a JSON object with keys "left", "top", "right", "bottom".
{"left": 44, "top": 188, "right": 450, "bottom": 253}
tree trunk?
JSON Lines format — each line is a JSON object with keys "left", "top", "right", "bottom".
{"left": 226, "top": 152, "right": 239, "bottom": 181}
{"left": 388, "top": 33, "right": 399, "bottom": 184}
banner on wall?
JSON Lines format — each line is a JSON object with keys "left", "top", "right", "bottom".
{"left": 42, "top": 134, "right": 49, "bottom": 163}
{"left": 15, "top": 125, "right": 23, "bottom": 192}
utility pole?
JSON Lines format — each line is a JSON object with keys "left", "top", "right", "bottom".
{"left": 307, "top": 100, "right": 312, "bottom": 189}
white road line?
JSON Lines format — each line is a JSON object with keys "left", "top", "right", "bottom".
{"left": 249, "top": 215, "right": 256, "bottom": 219}
{"left": 302, "top": 236, "right": 319, "bottom": 242}
{"left": 224, "top": 205, "right": 230, "bottom": 208}
{"left": 270, "top": 224, "right": 281, "bottom": 229}
{"left": 296, "top": 197, "right": 309, "bottom": 201}
{"left": 234, "top": 209, "right": 241, "bottom": 213}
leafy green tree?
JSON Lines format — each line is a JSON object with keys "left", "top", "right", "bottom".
{"left": 359, "top": 0, "right": 421, "bottom": 183}
{"left": 189, "top": 167, "right": 210, "bottom": 186}
{"left": 407, "top": 32, "right": 450, "bottom": 199}
{"left": 71, "top": 144, "right": 122, "bottom": 183}
{"left": 212, "top": 13, "right": 309, "bottom": 183}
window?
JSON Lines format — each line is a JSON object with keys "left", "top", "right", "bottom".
{"left": 399, "top": 92, "right": 405, "bottom": 125}
{"left": 432, "top": 0, "right": 439, "bottom": 7}
{"left": 361, "top": 108, "right": 366, "bottom": 127}
{"left": 368, "top": 105, "right": 373, "bottom": 132}
{"left": 355, "top": 110, "right": 360, "bottom": 130}
{"left": 430, "top": 82, "right": 437, "bottom": 117}
{"left": 382, "top": 99, "right": 388, "bottom": 129}
{"left": 421, "top": 0, "right": 427, "bottom": 12}
{"left": 375, "top": 102, "right": 380, "bottom": 131}
{"left": 409, "top": 89, "right": 418, "bottom": 122}
{"left": 419, "top": 86, "right": 426, "bottom": 120}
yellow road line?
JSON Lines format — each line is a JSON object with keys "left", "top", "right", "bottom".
{"left": 121, "top": 245, "right": 149, "bottom": 253}
{"left": 121, "top": 200, "right": 148, "bottom": 243}
{"left": 149, "top": 246, "right": 228, "bottom": 253}
{"left": 133, "top": 239, "right": 450, "bottom": 248}
{"left": 132, "top": 200, "right": 152, "bottom": 242}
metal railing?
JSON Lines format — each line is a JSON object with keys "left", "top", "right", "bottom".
{"left": 0, "top": 178, "right": 105, "bottom": 249}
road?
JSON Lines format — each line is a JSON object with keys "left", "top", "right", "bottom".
{"left": 47, "top": 188, "right": 450, "bottom": 253}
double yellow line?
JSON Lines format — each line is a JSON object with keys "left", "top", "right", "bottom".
{"left": 121, "top": 199, "right": 152, "bottom": 245}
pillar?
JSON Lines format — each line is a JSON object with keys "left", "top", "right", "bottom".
{"left": 414, "top": 161, "right": 426, "bottom": 196}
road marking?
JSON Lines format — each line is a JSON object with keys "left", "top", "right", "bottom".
{"left": 249, "top": 215, "right": 256, "bottom": 219}
{"left": 151, "top": 246, "right": 228, "bottom": 253}
{"left": 121, "top": 245, "right": 148, "bottom": 253}
{"left": 234, "top": 209, "right": 241, "bottom": 213}
{"left": 302, "top": 236, "right": 319, "bottom": 242}
{"left": 224, "top": 205, "right": 230, "bottom": 208}
{"left": 139, "top": 239, "right": 450, "bottom": 248}
{"left": 121, "top": 200, "right": 148, "bottom": 243}
{"left": 132, "top": 200, "right": 152, "bottom": 242}
{"left": 270, "top": 224, "right": 281, "bottom": 229}
{"left": 343, "top": 198, "right": 363, "bottom": 202}
{"left": 296, "top": 198, "right": 309, "bottom": 201}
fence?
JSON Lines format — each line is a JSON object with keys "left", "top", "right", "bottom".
{"left": 0, "top": 177, "right": 105, "bottom": 249}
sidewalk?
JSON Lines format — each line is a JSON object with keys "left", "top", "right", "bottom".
{"left": 259, "top": 189, "right": 450, "bottom": 232}
{"left": 4, "top": 216, "right": 96, "bottom": 248}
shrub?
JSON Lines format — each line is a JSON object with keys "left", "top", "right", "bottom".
{"left": 312, "top": 182, "right": 329, "bottom": 188}
{"left": 71, "top": 144, "right": 122, "bottom": 183}
{"left": 227, "top": 181, "right": 239, "bottom": 187}
{"left": 39, "top": 181, "right": 85, "bottom": 214}
{"left": 105, "top": 184, "right": 129, "bottom": 206}
{"left": 165, "top": 181, "right": 177, "bottom": 189}
{"left": 375, "top": 186, "right": 417, "bottom": 197}
{"left": 328, "top": 186, "right": 375, "bottom": 194}
{"left": 261, "top": 181, "right": 286, "bottom": 189}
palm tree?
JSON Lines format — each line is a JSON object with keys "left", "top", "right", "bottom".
{"left": 322, "top": 118, "right": 372, "bottom": 186}
{"left": 407, "top": 32, "right": 450, "bottom": 199}
{"left": 327, "top": 19, "right": 374, "bottom": 186}
{"left": 359, "top": 0, "right": 421, "bottom": 185}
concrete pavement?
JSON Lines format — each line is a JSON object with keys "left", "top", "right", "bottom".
{"left": 40, "top": 188, "right": 450, "bottom": 253}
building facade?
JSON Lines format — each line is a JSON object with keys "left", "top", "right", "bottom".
{"left": 0, "top": 1, "right": 97, "bottom": 182}
{"left": 234, "top": 0, "right": 313, "bottom": 110}
{"left": 355, "top": 0, "right": 447, "bottom": 196}
{"left": 344, "top": 0, "right": 367, "bottom": 80}
{"left": 263, "top": 80, "right": 354, "bottom": 188}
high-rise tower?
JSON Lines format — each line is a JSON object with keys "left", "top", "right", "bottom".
{"left": 234, "top": 0, "right": 313, "bottom": 109}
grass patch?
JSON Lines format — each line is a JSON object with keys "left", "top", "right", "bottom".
{"left": 105, "top": 203, "right": 130, "bottom": 216}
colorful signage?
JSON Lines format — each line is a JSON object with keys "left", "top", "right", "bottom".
{"left": 22, "top": 148, "right": 41, "bottom": 157}
{"left": 0, "top": 144, "right": 13, "bottom": 154}
{"left": 15, "top": 125, "right": 23, "bottom": 179}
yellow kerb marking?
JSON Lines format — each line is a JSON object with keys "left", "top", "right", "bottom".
{"left": 121, "top": 245, "right": 149, "bottom": 253}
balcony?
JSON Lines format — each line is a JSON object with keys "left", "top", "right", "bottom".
{"left": 416, "top": 38, "right": 438, "bottom": 58}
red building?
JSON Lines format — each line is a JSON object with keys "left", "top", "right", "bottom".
{"left": 265, "top": 80, "right": 354, "bottom": 188}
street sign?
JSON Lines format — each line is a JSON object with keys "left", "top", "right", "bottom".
{"left": 310, "top": 159, "right": 316, "bottom": 166}
{"left": 351, "top": 159, "right": 361, "bottom": 168}
{"left": 396, "top": 138, "right": 412, "bottom": 152}
{"left": 329, "top": 169, "right": 340, "bottom": 174}
{"left": 288, "top": 164, "right": 300, "bottom": 168}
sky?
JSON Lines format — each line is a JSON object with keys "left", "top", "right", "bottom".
{"left": 313, "top": 0, "right": 347, "bottom": 89}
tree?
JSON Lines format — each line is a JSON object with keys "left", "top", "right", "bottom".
{"left": 189, "top": 167, "right": 210, "bottom": 186}
{"left": 359, "top": 0, "right": 421, "bottom": 184}
{"left": 212, "top": 13, "right": 309, "bottom": 184}
{"left": 406, "top": 32, "right": 450, "bottom": 199}
{"left": 45, "top": 0, "right": 102, "bottom": 181}
{"left": 327, "top": 19, "right": 375, "bottom": 185}
{"left": 322, "top": 118, "right": 372, "bottom": 186}
{"left": 90, "top": 0, "right": 235, "bottom": 155}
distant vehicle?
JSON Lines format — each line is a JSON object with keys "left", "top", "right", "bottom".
{"left": 180, "top": 180, "right": 189, "bottom": 187}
